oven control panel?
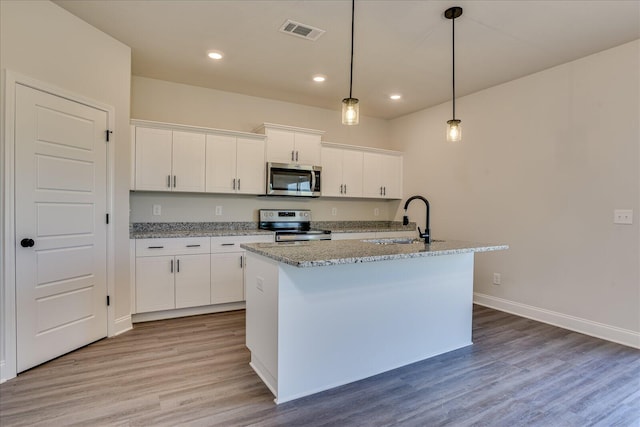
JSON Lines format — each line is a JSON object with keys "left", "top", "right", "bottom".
{"left": 259, "top": 209, "right": 311, "bottom": 223}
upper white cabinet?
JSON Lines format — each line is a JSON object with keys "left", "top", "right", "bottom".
{"left": 134, "top": 126, "right": 205, "bottom": 192}
{"left": 132, "top": 120, "right": 266, "bottom": 195}
{"left": 362, "top": 152, "right": 403, "bottom": 199}
{"left": 205, "top": 133, "right": 265, "bottom": 195}
{"left": 256, "top": 123, "right": 324, "bottom": 165}
{"left": 321, "top": 146, "right": 363, "bottom": 197}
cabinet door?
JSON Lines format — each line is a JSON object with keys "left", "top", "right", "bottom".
{"left": 381, "top": 154, "right": 402, "bottom": 199}
{"left": 175, "top": 254, "right": 211, "bottom": 309}
{"left": 321, "top": 147, "right": 344, "bottom": 197}
{"left": 135, "top": 127, "right": 172, "bottom": 191}
{"left": 172, "top": 131, "right": 206, "bottom": 192}
{"left": 236, "top": 137, "right": 265, "bottom": 195}
{"left": 341, "top": 149, "right": 363, "bottom": 197}
{"left": 135, "top": 255, "right": 175, "bottom": 312}
{"left": 205, "top": 134, "right": 237, "bottom": 193}
{"left": 294, "top": 132, "right": 321, "bottom": 165}
{"left": 362, "top": 152, "right": 384, "bottom": 198}
{"left": 265, "top": 128, "right": 295, "bottom": 163}
{"left": 211, "top": 252, "right": 245, "bottom": 304}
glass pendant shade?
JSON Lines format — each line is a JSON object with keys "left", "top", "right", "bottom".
{"left": 342, "top": 98, "right": 359, "bottom": 125}
{"left": 446, "top": 119, "right": 462, "bottom": 142}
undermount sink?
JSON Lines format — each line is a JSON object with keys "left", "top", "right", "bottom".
{"left": 361, "top": 238, "right": 446, "bottom": 245}
{"left": 361, "top": 238, "right": 420, "bottom": 245}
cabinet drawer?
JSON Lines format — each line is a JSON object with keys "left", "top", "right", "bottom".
{"left": 211, "top": 234, "right": 273, "bottom": 253}
{"left": 136, "top": 237, "right": 211, "bottom": 256}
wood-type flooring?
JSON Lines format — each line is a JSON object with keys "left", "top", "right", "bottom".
{"left": 1, "top": 306, "right": 638, "bottom": 426}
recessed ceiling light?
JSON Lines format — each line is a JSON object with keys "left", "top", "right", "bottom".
{"left": 390, "top": 94, "right": 402, "bottom": 100}
{"left": 207, "top": 51, "right": 223, "bottom": 60}
{"left": 313, "top": 75, "right": 326, "bottom": 82}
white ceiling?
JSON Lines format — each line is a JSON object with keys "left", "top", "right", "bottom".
{"left": 54, "top": 0, "right": 640, "bottom": 120}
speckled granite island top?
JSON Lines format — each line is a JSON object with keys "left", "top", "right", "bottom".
{"left": 241, "top": 239, "right": 508, "bottom": 268}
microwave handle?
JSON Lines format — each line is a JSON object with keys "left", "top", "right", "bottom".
{"left": 311, "top": 170, "right": 317, "bottom": 193}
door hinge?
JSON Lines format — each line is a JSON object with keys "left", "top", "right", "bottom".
{"left": 106, "top": 213, "right": 110, "bottom": 224}
{"left": 105, "top": 129, "right": 113, "bottom": 142}
{"left": 107, "top": 295, "right": 110, "bottom": 306}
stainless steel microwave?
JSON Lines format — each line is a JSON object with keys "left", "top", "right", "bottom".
{"left": 266, "top": 162, "right": 321, "bottom": 197}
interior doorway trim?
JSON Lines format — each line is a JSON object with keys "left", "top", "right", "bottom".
{"left": 1, "top": 69, "right": 116, "bottom": 382}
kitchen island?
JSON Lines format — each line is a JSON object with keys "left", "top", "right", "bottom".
{"left": 241, "top": 239, "right": 508, "bottom": 404}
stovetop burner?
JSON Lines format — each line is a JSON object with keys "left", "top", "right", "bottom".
{"left": 259, "top": 209, "right": 331, "bottom": 242}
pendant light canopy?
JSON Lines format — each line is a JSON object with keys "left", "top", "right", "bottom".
{"left": 445, "top": 6, "right": 463, "bottom": 142}
{"left": 342, "top": 0, "right": 359, "bottom": 125}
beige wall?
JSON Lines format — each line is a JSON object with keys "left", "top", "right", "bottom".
{"left": 1, "top": 0, "right": 131, "bottom": 379}
{"left": 391, "top": 40, "right": 640, "bottom": 335}
{"left": 132, "top": 76, "right": 391, "bottom": 149}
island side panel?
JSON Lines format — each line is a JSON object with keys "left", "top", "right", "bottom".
{"left": 276, "top": 253, "right": 474, "bottom": 403}
{"left": 245, "top": 252, "right": 280, "bottom": 397}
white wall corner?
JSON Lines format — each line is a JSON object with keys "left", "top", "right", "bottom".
{"left": 112, "top": 315, "right": 133, "bottom": 337}
{"left": 474, "top": 293, "right": 640, "bottom": 349}
{"left": 1, "top": 359, "right": 7, "bottom": 383}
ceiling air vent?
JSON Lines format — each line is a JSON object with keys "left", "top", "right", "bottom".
{"left": 279, "top": 19, "right": 326, "bottom": 41}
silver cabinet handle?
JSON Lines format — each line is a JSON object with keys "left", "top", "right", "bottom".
{"left": 170, "top": 259, "right": 173, "bottom": 273}
{"left": 237, "top": 179, "right": 241, "bottom": 190}
{"left": 148, "top": 246, "right": 164, "bottom": 249}
{"left": 177, "top": 259, "right": 180, "bottom": 273}
{"left": 186, "top": 244, "right": 200, "bottom": 248}
{"left": 232, "top": 178, "right": 236, "bottom": 190}
{"left": 383, "top": 186, "right": 386, "bottom": 196}
{"left": 240, "top": 255, "right": 243, "bottom": 268}
{"left": 291, "top": 150, "right": 295, "bottom": 161}
{"left": 221, "top": 243, "right": 235, "bottom": 246}
{"left": 380, "top": 186, "right": 383, "bottom": 196}
{"left": 173, "top": 175, "right": 177, "bottom": 188}
{"left": 295, "top": 151, "right": 299, "bottom": 162}
{"left": 167, "top": 175, "right": 171, "bottom": 188}
{"left": 344, "top": 184, "right": 347, "bottom": 194}
{"left": 340, "top": 184, "right": 343, "bottom": 194}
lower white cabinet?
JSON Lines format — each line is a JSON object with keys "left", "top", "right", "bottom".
{"left": 134, "top": 235, "right": 273, "bottom": 314}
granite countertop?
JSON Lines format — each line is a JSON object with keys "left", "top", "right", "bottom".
{"left": 130, "top": 221, "right": 417, "bottom": 239}
{"left": 241, "top": 239, "right": 509, "bottom": 268}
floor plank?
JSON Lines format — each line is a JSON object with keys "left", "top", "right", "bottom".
{"left": 1, "top": 306, "right": 638, "bottom": 426}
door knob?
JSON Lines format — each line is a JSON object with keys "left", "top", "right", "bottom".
{"left": 21, "top": 238, "right": 35, "bottom": 248}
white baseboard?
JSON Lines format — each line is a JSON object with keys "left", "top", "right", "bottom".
{"left": 132, "top": 302, "right": 246, "bottom": 323}
{"left": 474, "top": 293, "right": 640, "bottom": 349}
{"left": 0, "top": 360, "right": 7, "bottom": 384}
{"left": 112, "top": 314, "right": 133, "bottom": 336}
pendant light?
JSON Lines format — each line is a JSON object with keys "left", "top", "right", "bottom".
{"left": 342, "top": 0, "right": 359, "bottom": 125}
{"left": 445, "top": 6, "right": 463, "bottom": 142}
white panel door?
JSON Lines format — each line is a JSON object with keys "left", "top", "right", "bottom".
{"left": 211, "top": 253, "right": 245, "bottom": 304}
{"left": 172, "top": 131, "right": 206, "bottom": 192}
{"left": 135, "top": 127, "right": 172, "bottom": 191}
{"left": 236, "top": 137, "right": 265, "bottom": 195}
{"left": 15, "top": 84, "right": 108, "bottom": 372}
{"left": 205, "top": 133, "right": 237, "bottom": 193}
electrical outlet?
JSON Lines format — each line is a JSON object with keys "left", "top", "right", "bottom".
{"left": 374, "top": 208, "right": 379, "bottom": 217}
{"left": 331, "top": 207, "right": 337, "bottom": 216}
{"left": 493, "top": 273, "right": 501, "bottom": 285}
{"left": 215, "top": 206, "right": 223, "bottom": 216}
{"left": 614, "top": 209, "right": 633, "bottom": 225}
{"left": 152, "top": 204, "right": 161, "bottom": 216}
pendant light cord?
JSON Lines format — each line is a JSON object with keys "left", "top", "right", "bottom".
{"left": 451, "top": 14, "right": 456, "bottom": 120}
{"left": 349, "top": 0, "right": 355, "bottom": 99}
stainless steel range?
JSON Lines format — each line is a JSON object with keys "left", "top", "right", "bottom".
{"left": 259, "top": 209, "right": 331, "bottom": 242}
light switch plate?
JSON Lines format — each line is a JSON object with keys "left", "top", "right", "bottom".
{"left": 614, "top": 209, "right": 633, "bottom": 225}
{"left": 152, "top": 204, "right": 161, "bottom": 216}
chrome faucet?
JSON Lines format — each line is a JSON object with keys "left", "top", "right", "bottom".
{"left": 403, "top": 195, "right": 431, "bottom": 244}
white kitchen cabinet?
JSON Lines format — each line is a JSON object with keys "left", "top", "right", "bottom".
{"left": 210, "top": 235, "right": 273, "bottom": 304}
{"left": 362, "top": 152, "right": 403, "bottom": 199}
{"left": 135, "top": 238, "right": 211, "bottom": 313}
{"left": 205, "top": 133, "right": 265, "bottom": 195}
{"left": 256, "top": 123, "right": 324, "bottom": 165}
{"left": 134, "top": 127, "right": 205, "bottom": 192}
{"left": 321, "top": 146, "right": 363, "bottom": 197}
